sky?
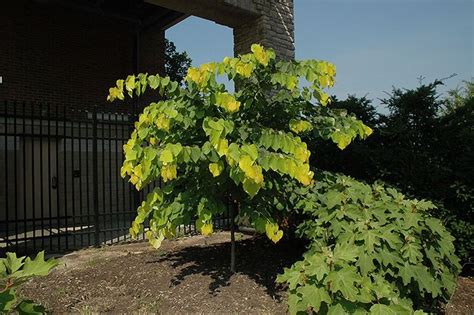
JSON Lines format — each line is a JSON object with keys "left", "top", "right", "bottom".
{"left": 166, "top": 0, "right": 473, "bottom": 112}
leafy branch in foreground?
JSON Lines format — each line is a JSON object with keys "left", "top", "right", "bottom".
{"left": 0, "top": 251, "right": 58, "bottom": 313}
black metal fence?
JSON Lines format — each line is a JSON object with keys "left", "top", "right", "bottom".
{"left": 0, "top": 100, "right": 228, "bottom": 255}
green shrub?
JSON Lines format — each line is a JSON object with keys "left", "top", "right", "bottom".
{"left": 277, "top": 172, "right": 460, "bottom": 314}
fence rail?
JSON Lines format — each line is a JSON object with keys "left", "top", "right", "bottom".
{"left": 0, "top": 100, "right": 227, "bottom": 255}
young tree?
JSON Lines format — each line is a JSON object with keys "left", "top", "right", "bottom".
{"left": 107, "top": 44, "right": 372, "bottom": 272}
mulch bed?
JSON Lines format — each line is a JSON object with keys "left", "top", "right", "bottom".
{"left": 19, "top": 232, "right": 303, "bottom": 314}
{"left": 445, "top": 276, "right": 474, "bottom": 315}
{"left": 19, "top": 232, "right": 474, "bottom": 314}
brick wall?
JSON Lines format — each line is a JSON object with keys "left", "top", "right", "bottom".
{"left": 0, "top": 0, "right": 295, "bottom": 110}
{"left": 0, "top": 0, "right": 165, "bottom": 110}
{"left": 138, "top": 24, "right": 166, "bottom": 107}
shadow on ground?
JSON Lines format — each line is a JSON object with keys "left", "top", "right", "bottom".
{"left": 150, "top": 236, "right": 305, "bottom": 299}
{"left": 20, "top": 233, "right": 306, "bottom": 313}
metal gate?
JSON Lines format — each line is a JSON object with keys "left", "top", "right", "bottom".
{"left": 0, "top": 100, "right": 225, "bottom": 255}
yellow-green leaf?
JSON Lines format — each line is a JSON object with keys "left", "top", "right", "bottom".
{"left": 242, "top": 178, "right": 261, "bottom": 198}
{"left": 251, "top": 44, "right": 270, "bottom": 66}
{"left": 209, "top": 161, "right": 224, "bottom": 177}
{"left": 125, "top": 75, "right": 136, "bottom": 92}
{"left": 265, "top": 222, "right": 283, "bottom": 243}
{"left": 160, "top": 149, "right": 173, "bottom": 164}
{"left": 331, "top": 131, "right": 352, "bottom": 150}
{"left": 201, "top": 223, "right": 213, "bottom": 236}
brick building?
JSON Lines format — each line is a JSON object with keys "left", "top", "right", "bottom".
{"left": 1, "top": 0, "right": 294, "bottom": 107}
{"left": 0, "top": 0, "right": 295, "bottom": 253}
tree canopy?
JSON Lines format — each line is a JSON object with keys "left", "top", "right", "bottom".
{"left": 107, "top": 44, "right": 372, "bottom": 248}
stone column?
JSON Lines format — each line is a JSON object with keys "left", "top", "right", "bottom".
{"left": 233, "top": 0, "right": 294, "bottom": 60}
{"left": 145, "top": 0, "right": 295, "bottom": 60}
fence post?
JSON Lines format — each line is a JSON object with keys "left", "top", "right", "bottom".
{"left": 131, "top": 105, "right": 140, "bottom": 215}
{"left": 92, "top": 106, "right": 100, "bottom": 247}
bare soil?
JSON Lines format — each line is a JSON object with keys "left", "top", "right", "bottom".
{"left": 19, "top": 232, "right": 473, "bottom": 314}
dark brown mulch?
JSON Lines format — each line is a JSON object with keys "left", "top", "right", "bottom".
{"left": 446, "top": 276, "right": 474, "bottom": 315}
{"left": 19, "top": 232, "right": 304, "bottom": 314}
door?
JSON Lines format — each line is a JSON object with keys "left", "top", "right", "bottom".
{"left": 20, "top": 137, "right": 59, "bottom": 224}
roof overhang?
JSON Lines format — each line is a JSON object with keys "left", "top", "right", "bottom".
{"left": 35, "top": 0, "right": 188, "bottom": 30}
{"left": 144, "top": 0, "right": 260, "bottom": 28}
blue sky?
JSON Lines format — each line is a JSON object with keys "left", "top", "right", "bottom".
{"left": 167, "top": 0, "right": 473, "bottom": 112}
